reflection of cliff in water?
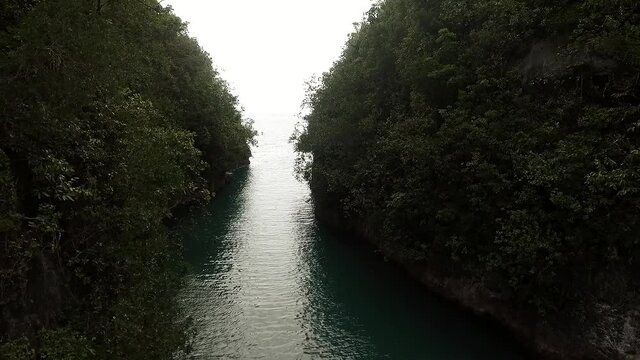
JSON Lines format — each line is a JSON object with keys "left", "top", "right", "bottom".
{"left": 180, "top": 168, "right": 250, "bottom": 272}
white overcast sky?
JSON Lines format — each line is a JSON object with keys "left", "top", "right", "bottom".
{"left": 164, "top": 0, "right": 375, "bottom": 120}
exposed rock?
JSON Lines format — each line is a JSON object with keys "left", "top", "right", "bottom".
{"left": 316, "top": 206, "right": 634, "bottom": 360}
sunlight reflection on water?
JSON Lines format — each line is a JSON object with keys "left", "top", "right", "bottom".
{"left": 179, "top": 115, "right": 525, "bottom": 359}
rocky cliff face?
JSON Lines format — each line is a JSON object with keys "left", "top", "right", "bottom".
{"left": 314, "top": 206, "right": 639, "bottom": 360}
{"left": 1, "top": 252, "right": 66, "bottom": 340}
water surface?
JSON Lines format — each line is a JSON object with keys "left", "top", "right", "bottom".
{"left": 180, "top": 116, "right": 524, "bottom": 359}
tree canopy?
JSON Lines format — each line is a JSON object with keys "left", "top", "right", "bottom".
{"left": 296, "top": 0, "right": 640, "bottom": 356}
{"left": 0, "top": 0, "right": 254, "bottom": 358}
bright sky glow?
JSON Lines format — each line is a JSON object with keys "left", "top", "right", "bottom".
{"left": 164, "top": 0, "right": 374, "bottom": 120}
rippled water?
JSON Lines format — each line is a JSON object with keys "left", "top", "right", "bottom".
{"left": 179, "top": 116, "right": 525, "bottom": 359}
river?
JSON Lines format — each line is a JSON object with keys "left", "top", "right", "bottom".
{"left": 179, "top": 115, "right": 525, "bottom": 359}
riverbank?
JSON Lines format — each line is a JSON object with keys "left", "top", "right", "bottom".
{"left": 314, "top": 206, "right": 621, "bottom": 360}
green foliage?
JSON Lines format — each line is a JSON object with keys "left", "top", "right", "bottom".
{"left": 0, "top": 150, "right": 18, "bottom": 232}
{"left": 39, "top": 328, "right": 93, "bottom": 360}
{"left": 1, "top": 328, "right": 94, "bottom": 360}
{"left": 296, "top": 0, "right": 640, "bottom": 345}
{"left": 0, "top": 337, "right": 35, "bottom": 360}
{"left": 0, "top": 0, "right": 253, "bottom": 357}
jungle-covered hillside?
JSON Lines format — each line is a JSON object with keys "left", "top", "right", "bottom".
{"left": 0, "top": 0, "right": 255, "bottom": 358}
{"left": 296, "top": 0, "right": 640, "bottom": 358}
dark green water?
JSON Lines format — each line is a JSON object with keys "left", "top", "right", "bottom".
{"left": 180, "top": 116, "right": 525, "bottom": 359}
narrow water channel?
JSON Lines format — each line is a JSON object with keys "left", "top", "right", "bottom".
{"left": 179, "top": 116, "right": 525, "bottom": 359}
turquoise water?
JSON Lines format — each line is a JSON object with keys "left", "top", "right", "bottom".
{"left": 179, "top": 116, "right": 525, "bottom": 359}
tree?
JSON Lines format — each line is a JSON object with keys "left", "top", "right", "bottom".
{"left": 296, "top": 0, "right": 640, "bottom": 356}
{"left": 0, "top": 0, "right": 254, "bottom": 357}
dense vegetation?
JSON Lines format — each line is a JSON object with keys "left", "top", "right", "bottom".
{"left": 296, "top": 0, "right": 640, "bottom": 357}
{"left": 0, "top": 0, "right": 254, "bottom": 358}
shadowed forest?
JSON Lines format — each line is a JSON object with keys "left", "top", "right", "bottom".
{"left": 1, "top": 0, "right": 254, "bottom": 358}
{"left": 295, "top": 0, "right": 640, "bottom": 358}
